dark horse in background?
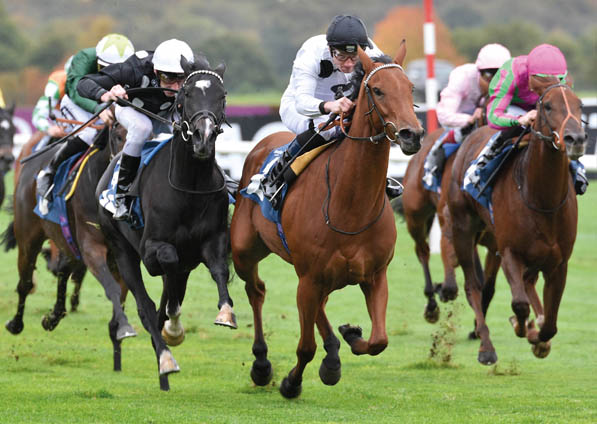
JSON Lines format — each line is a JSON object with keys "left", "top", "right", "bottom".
{"left": 96, "top": 55, "right": 234, "bottom": 391}
{"left": 231, "top": 44, "right": 424, "bottom": 398}
{"left": 1, "top": 124, "right": 136, "bottom": 371}
{"left": 0, "top": 104, "right": 16, "bottom": 209}
{"left": 447, "top": 80, "right": 586, "bottom": 365}
{"left": 401, "top": 121, "right": 500, "bottom": 337}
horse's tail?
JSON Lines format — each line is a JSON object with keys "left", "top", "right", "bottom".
{"left": 391, "top": 197, "right": 405, "bottom": 221}
{"left": 1, "top": 221, "right": 16, "bottom": 252}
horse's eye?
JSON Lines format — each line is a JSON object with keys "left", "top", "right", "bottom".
{"left": 373, "top": 87, "right": 383, "bottom": 96}
{"left": 544, "top": 102, "right": 552, "bottom": 112}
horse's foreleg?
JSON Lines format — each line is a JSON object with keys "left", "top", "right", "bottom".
{"left": 315, "top": 297, "right": 341, "bottom": 386}
{"left": 340, "top": 271, "right": 389, "bottom": 356}
{"left": 203, "top": 235, "right": 236, "bottom": 329}
{"left": 160, "top": 271, "right": 190, "bottom": 347}
{"left": 280, "top": 279, "right": 320, "bottom": 399}
{"left": 41, "top": 265, "right": 70, "bottom": 331}
{"left": 501, "top": 249, "right": 531, "bottom": 338}
{"left": 528, "top": 264, "right": 567, "bottom": 358}
{"left": 468, "top": 249, "right": 501, "bottom": 340}
{"left": 524, "top": 274, "right": 544, "bottom": 327}
{"left": 69, "top": 264, "right": 86, "bottom": 312}
{"left": 437, "top": 208, "right": 459, "bottom": 302}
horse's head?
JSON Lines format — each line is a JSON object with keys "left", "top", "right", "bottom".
{"left": 176, "top": 54, "right": 227, "bottom": 159}
{"left": 351, "top": 41, "right": 424, "bottom": 155}
{"left": 0, "top": 104, "right": 16, "bottom": 175}
{"left": 532, "top": 78, "right": 586, "bottom": 160}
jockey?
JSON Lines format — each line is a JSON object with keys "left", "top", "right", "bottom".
{"left": 464, "top": 43, "right": 588, "bottom": 195}
{"left": 36, "top": 33, "right": 135, "bottom": 206}
{"left": 262, "top": 15, "right": 399, "bottom": 206}
{"left": 31, "top": 56, "right": 73, "bottom": 149}
{"left": 76, "top": 38, "right": 193, "bottom": 220}
{"left": 423, "top": 44, "right": 511, "bottom": 188}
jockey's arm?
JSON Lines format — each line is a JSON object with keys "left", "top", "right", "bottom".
{"left": 486, "top": 65, "right": 521, "bottom": 129}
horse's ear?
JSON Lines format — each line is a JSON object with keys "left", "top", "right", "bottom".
{"left": 394, "top": 39, "right": 407, "bottom": 67}
{"left": 214, "top": 62, "right": 226, "bottom": 79}
{"left": 357, "top": 46, "right": 374, "bottom": 73}
{"left": 181, "top": 55, "right": 193, "bottom": 75}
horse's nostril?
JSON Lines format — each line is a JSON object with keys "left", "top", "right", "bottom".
{"left": 399, "top": 129, "right": 413, "bottom": 140}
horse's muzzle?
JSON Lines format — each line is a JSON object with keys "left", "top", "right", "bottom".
{"left": 565, "top": 131, "right": 587, "bottom": 161}
{"left": 398, "top": 127, "right": 424, "bottom": 155}
{"left": 192, "top": 117, "right": 216, "bottom": 158}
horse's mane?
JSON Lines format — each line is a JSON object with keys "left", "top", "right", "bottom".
{"left": 348, "top": 55, "right": 393, "bottom": 100}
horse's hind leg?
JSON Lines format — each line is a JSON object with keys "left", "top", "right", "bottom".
{"left": 469, "top": 248, "right": 501, "bottom": 340}
{"left": 339, "top": 269, "right": 389, "bottom": 356}
{"left": 41, "top": 258, "right": 72, "bottom": 331}
{"left": 280, "top": 278, "right": 322, "bottom": 399}
{"left": 437, "top": 206, "right": 459, "bottom": 302}
{"left": 501, "top": 249, "right": 531, "bottom": 338}
{"left": 69, "top": 263, "right": 86, "bottom": 312}
{"left": 6, "top": 226, "right": 44, "bottom": 335}
{"left": 315, "top": 296, "right": 341, "bottom": 386}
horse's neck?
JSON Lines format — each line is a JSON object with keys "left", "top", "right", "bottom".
{"left": 169, "top": 137, "right": 217, "bottom": 190}
{"left": 523, "top": 137, "right": 569, "bottom": 207}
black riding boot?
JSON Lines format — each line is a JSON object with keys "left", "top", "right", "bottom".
{"left": 386, "top": 177, "right": 404, "bottom": 199}
{"left": 112, "top": 153, "right": 141, "bottom": 221}
{"left": 36, "top": 136, "right": 89, "bottom": 201}
{"left": 262, "top": 128, "right": 326, "bottom": 209}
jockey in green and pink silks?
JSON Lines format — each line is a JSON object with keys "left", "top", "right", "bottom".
{"left": 486, "top": 44, "right": 568, "bottom": 129}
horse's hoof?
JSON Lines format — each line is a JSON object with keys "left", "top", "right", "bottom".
{"left": 319, "top": 359, "right": 341, "bottom": 386}
{"left": 250, "top": 360, "right": 273, "bottom": 386}
{"left": 424, "top": 305, "right": 440, "bottom": 323}
{"left": 162, "top": 324, "right": 185, "bottom": 347}
{"left": 338, "top": 324, "right": 362, "bottom": 342}
{"left": 439, "top": 287, "right": 458, "bottom": 302}
{"left": 159, "top": 350, "right": 180, "bottom": 375}
{"left": 116, "top": 324, "right": 137, "bottom": 341}
{"left": 5, "top": 319, "right": 24, "bottom": 335}
{"left": 280, "top": 376, "right": 302, "bottom": 399}
{"left": 478, "top": 350, "right": 498, "bottom": 365}
{"left": 468, "top": 330, "right": 479, "bottom": 340}
{"left": 41, "top": 315, "right": 60, "bottom": 331}
{"left": 214, "top": 303, "right": 237, "bottom": 329}
{"left": 532, "top": 341, "right": 551, "bottom": 359}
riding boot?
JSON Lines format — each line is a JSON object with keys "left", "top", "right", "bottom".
{"left": 385, "top": 177, "right": 404, "bottom": 199}
{"left": 36, "top": 136, "right": 89, "bottom": 201}
{"left": 112, "top": 153, "right": 141, "bottom": 221}
{"left": 262, "top": 128, "right": 326, "bottom": 209}
{"left": 570, "top": 159, "right": 588, "bottom": 195}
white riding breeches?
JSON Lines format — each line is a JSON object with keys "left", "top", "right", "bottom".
{"left": 59, "top": 95, "right": 102, "bottom": 145}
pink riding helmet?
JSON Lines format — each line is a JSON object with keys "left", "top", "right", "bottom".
{"left": 528, "top": 44, "right": 567, "bottom": 76}
{"left": 475, "top": 43, "right": 511, "bottom": 70}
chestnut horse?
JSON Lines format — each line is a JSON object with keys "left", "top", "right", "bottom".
{"left": 447, "top": 81, "right": 586, "bottom": 365}
{"left": 401, "top": 126, "right": 500, "bottom": 336}
{"left": 231, "top": 45, "right": 423, "bottom": 398}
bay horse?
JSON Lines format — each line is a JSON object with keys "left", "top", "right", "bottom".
{"left": 401, "top": 125, "right": 500, "bottom": 337}
{"left": 96, "top": 55, "right": 234, "bottom": 391}
{"left": 0, "top": 104, "right": 16, "bottom": 209}
{"left": 0, "top": 123, "right": 136, "bottom": 371}
{"left": 230, "top": 44, "right": 424, "bottom": 398}
{"left": 447, "top": 80, "right": 586, "bottom": 365}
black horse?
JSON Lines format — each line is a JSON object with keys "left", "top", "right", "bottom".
{"left": 0, "top": 104, "right": 16, "bottom": 208}
{"left": 96, "top": 55, "right": 234, "bottom": 391}
{"left": 1, "top": 124, "right": 136, "bottom": 371}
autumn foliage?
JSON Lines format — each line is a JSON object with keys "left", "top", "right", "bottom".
{"left": 372, "top": 6, "right": 467, "bottom": 67}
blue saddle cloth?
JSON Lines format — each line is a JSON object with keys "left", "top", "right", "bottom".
{"left": 422, "top": 130, "right": 462, "bottom": 193}
{"left": 34, "top": 153, "right": 83, "bottom": 259}
{"left": 462, "top": 144, "right": 515, "bottom": 219}
{"left": 240, "top": 141, "right": 294, "bottom": 253}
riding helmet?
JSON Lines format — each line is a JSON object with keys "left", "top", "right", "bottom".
{"left": 152, "top": 39, "right": 194, "bottom": 74}
{"left": 475, "top": 43, "right": 511, "bottom": 70}
{"left": 527, "top": 44, "right": 567, "bottom": 77}
{"left": 96, "top": 33, "right": 135, "bottom": 67}
{"left": 326, "top": 15, "right": 373, "bottom": 53}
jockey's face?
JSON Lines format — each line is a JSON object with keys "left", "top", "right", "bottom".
{"left": 156, "top": 70, "right": 185, "bottom": 97}
{"left": 330, "top": 48, "right": 359, "bottom": 73}
{"left": 478, "top": 68, "right": 497, "bottom": 97}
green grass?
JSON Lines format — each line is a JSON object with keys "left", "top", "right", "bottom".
{"left": 0, "top": 173, "right": 596, "bottom": 423}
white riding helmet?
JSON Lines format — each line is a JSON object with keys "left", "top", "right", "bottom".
{"left": 152, "top": 39, "right": 194, "bottom": 74}
{"left": 96, "top": 33, "right": 135, "bottom": 67}
{"left": 475, "top": 43, "right": 511, "bottom": 70}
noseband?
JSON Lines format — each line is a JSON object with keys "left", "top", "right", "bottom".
{"left": 530, "top": 83, "right": 581, "bottom": 150}
{"left": 341, "top": 63, "right": 405, "bottom": 144}
{"left": 179, "top": 70, "right": 226, "bottom": 143}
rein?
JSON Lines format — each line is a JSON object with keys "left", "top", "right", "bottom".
{"left": 339, "top": 63, "right": 404, "bottom": 144}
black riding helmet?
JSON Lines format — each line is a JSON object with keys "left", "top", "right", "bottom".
{"left": 326, "top": 15, "right": 373, "bottom": 53}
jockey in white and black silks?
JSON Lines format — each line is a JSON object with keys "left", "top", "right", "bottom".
{"left": 77, "top": 39, "right": 194, "bottom": 220}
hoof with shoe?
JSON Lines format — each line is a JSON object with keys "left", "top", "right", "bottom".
{"left": 214, "top": 303, "right": 237, "bottom": 329}
{"left": 424, "top": 304, "right": 440, "bottom": 323}
{"left": 162, "top": 320, "right": 185, "bottom": 346}
{"left": 116, "top": 324, "right": 137, "bottom": 340}
{"left": 159, "top": 350, "right": 180, "bottom": 375}
{"left": 478, "top": 350, "right": 498, "bottom": 365}
{"left": 319, "top": 359, "right": 341, "bottom": 386}
{"left": 250, "top": 360, "right": 273, "bottom": 386}
{"left": 280, "top": 376, "right": 302, "bottom": 399}
{"left": 532, "top": 340, "right": 551, "bottom": 359}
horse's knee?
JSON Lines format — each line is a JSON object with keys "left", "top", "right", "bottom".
{"left": 143, "top": 242, "right": 178, "bottom": 276}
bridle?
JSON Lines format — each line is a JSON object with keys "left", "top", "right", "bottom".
{"left": 178, "top": 69, "right": 227, "bottom": 143}
{"left": 339, "top": 63, "right": 405, "bottom": 144}
{"left": 529, "top": 83, "right": 582, "bottom": 150}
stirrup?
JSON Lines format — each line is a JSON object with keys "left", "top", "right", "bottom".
{"left": 112, "top": 196, "right": 132, "bottom": 221}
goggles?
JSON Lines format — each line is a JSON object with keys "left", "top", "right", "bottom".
{"left": 532, "top": 71, "right": 568, "bottom": 83}
{"left": 331, "top": 48, "right": 358, "bottom": 63}
{"left": 479, "top": 69, "right": 498, "bottom": 81}
{"left": 158, "top": 71, "right": 185, "bottom": 84}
